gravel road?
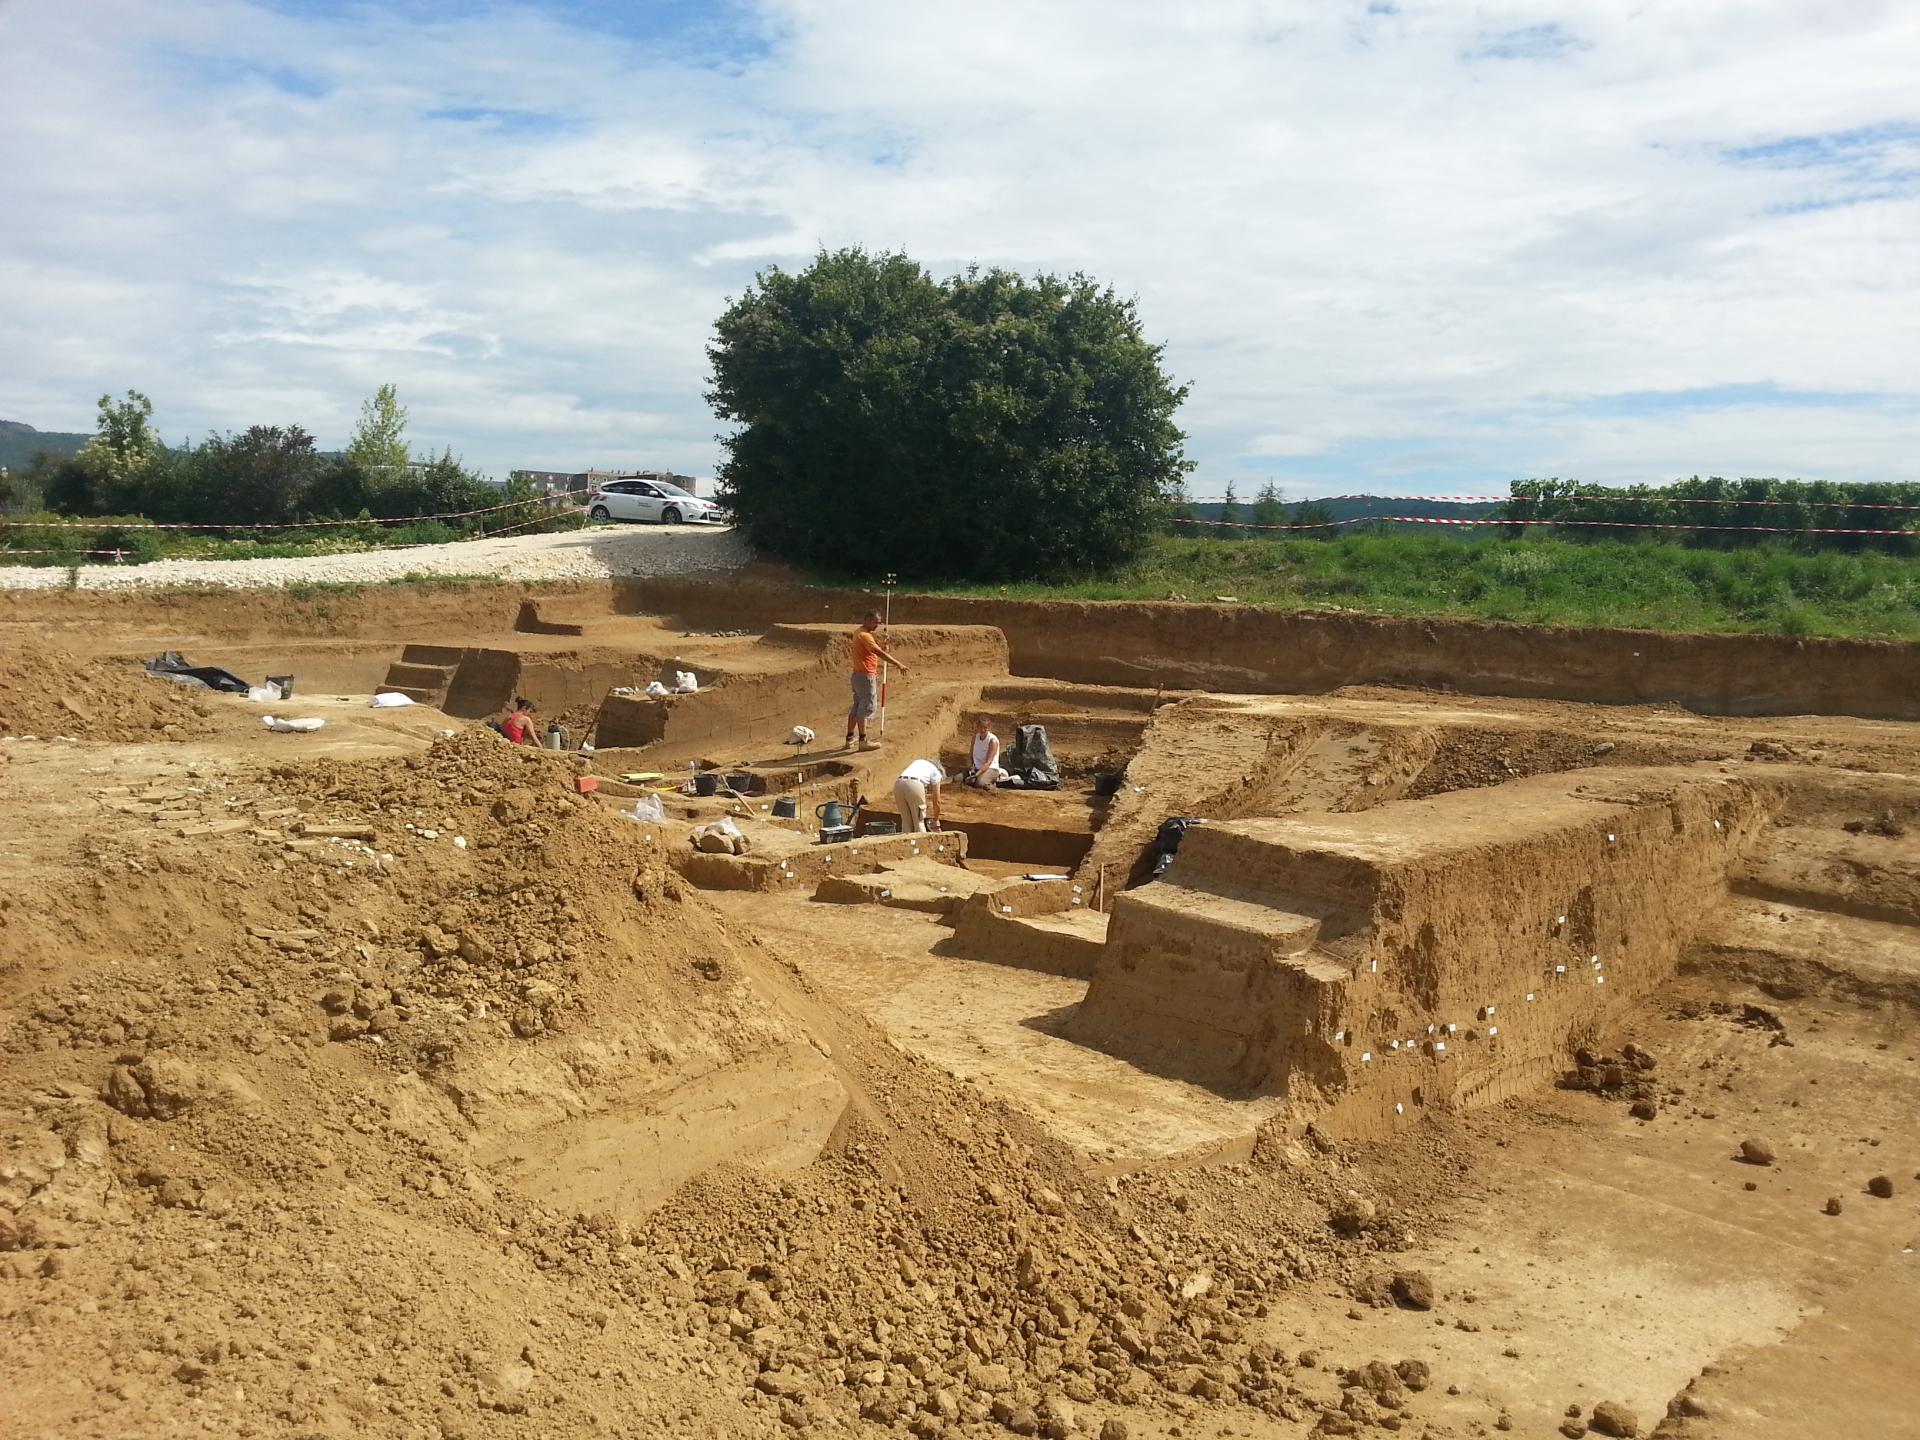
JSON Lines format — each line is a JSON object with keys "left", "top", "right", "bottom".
{"left": 0, "top": 522, "right": 750, "bottom": 590}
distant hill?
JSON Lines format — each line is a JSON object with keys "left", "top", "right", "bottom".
{"left": 1187, "top": 494, "right": 1504, "bottom": 531}
{"left": 0, "top": 420, "right": 89, "bottom": 472}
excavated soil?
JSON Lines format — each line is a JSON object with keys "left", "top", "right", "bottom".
{"left": 3, "top": 579, "right": 1919, "bottom": 1440}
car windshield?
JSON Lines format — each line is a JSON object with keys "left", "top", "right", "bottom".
{"left": 652, "top": 481, "right": 694, "bottom": 499}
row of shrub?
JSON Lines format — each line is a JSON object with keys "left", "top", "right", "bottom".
{"left": 1502, "top": 476, "right": 1920, "bottom": 552}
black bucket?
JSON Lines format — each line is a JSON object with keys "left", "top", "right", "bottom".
{"left": 694, "top": 772, "right": 719, "bottom": 797}
{"left": 268, "top": 675, "right": 295, "bottom": 698}
{"left": 862, "top": 819, "right": 898, "bottom": 837}
{"left": 726, "top": 772, "right": 754, "bottom": 793}
{"left": 771, "top": 795, "right": 798, "bottom": 819}
{"left": 1092, "top": 771, "right": 1123, "bottom": 797}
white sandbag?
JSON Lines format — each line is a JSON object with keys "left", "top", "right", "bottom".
{"left": 369, "top": 691, "right": 415, "bottom": 708}
{"left": 261, "top": 715, "right": 325, "bottom": 733}
{"left": 644, "top": 681, "right": 670, "bottom": 698}
{"left": 674, "top": 670, "right": 699, "bottom": 693}
{"left": 786, "top": 725, "right": 815, "bottom": 745}
{"left": 246, "top": 683, "right": 284, "bottom": 703}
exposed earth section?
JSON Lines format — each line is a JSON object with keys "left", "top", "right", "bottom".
{"left": 1, "top": 577, "right": 1916, "bottom": 1440}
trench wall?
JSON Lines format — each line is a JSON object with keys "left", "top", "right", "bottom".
{"left": 11, "top": 574, "right": 1920, "bottom": 720}
{"left": 1070, "top": 767, "right": 1777, "bottom": 1131}
{"left": 606, "top": 577, "right": 1920, "bottom": 721}
{"left": 592, "top": 624, "right": 1010, "bottom": 753}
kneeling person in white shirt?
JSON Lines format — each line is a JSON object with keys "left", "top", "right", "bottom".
{"left": 967, "top": 716, "right": 1008, "bottom": 788}
{"left": 894, "top": 758, "right": 945, "bottom": 833}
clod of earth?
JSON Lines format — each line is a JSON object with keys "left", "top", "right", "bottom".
{"left": 101, "top": 1057, "right": 204, "bottom": 1120}
{"left": 1867, "top": 1175, "right": 1894, "bottom": 1198}
{"left": 1390, "top": 1270, "right": 1436, "bottom": 1310}
{"left": 1589, "top": 1399, "right": 1642, "bottom": 1437}
{"left": 1738, "top": 1137, "right": 1777, "bottom": 1166}
{"left": 1329, "top": 1191, "right": 1379, "bottom": 1236}
{"left": 1824, "top": 1196, "right": 1844, "bottom": 1215}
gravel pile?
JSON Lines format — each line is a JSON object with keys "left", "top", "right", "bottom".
{"left": 0, "top": 523, "right": 750, "bottom": 591}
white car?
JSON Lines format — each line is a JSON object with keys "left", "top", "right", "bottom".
{"left": 586, "top": 478, "right": 725, "bottom": 525}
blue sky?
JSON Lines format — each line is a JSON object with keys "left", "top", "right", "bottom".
{"left": 2, "top": 0, "right": 1917, "bottom": 496}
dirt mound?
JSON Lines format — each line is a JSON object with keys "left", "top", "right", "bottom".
{"left": 0, "top": 725, "right": 1460, "bottom": 1438}
{"left": 0, "top": 641, "right": 221, "bottom": 743}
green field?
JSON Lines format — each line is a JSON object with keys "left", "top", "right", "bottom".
{"left": 903, "top": 534, "right": 1920, "bottom": 640}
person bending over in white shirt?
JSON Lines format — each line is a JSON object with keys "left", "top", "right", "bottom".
{"left": 894, "top": 758, "right": 945, "bottom": 833}
{"left": 967, "top": 717, "right": 1008, "bottom": 789}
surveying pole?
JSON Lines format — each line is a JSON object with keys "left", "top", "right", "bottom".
{"left": 879, "top": 573, "right": 897, "bottom": 736}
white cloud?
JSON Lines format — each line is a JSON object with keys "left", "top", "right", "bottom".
{"left": 0, "top": 0, "right": 1915, "bottom": 489}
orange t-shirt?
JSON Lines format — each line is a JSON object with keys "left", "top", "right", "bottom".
{"left": 851, "top": 628, "right": 884, "bottom": 676}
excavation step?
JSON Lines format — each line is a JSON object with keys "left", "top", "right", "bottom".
{"left": 944, "top": 881, "right": 1109, "bottom": 979}
{"left": 1689, "top": 894, "right": 1920, "bottom": 1008}
{"left": 674, "top": 823, "right": 969, "bottom": 894}
{"left": 1070, "top": 765, "right": 1774, "bottom": 1122}
{"left": 1735, "top": 824, "right": 1920, "bottom": 925}
{"left": 813, "top": 858, "right": 999, "bottom": 914}
{"left": 398, "top": 643, "right": 467, "bottom": 667}
{"left": 382, "top": 661, "right": 459, "bottom": 689}
{"left": 1111, "top": 881, "right": 1332, "bottom": 962}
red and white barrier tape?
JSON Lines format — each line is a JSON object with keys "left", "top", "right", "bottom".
{"left": 1, "top": 548, "right": 131, "bottom": 557}
{"left": 1186, "top": 492, "right": 1920, "bottom": 511}
{"left": 1, "top": 506, "right": 593, "bottom": 566}
{"left": 0, "top": 486, "right": 595, "bottom": 531}
{"left": 1173, "top": 514, "right": 1918, "bottom": 536}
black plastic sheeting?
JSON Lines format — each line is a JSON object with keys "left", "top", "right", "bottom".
{"left": 1003, "top": 723, "right": 1061, "bottom": 789}
{"left": 143, "top": 651, "right": 251, "bottom": 694}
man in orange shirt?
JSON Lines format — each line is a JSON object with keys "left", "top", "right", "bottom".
{"left": 845, "top": 610, "right": 907, "bottom": 751}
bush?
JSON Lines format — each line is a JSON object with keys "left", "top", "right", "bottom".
{"left": 709, "top": 247, "right": 1191, "bottom": 581}
{"left": 0, "top": 512, "right": 168, "bottom": 565}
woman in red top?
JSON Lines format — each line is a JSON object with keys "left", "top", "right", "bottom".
{"left": 499, "top": 696, "right": 538, "bottom": 745}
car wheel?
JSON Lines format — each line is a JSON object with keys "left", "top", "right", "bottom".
{"left": 589, "top": 505, "right": 611, "bottom": 521}
{"left": 661, "top": 506, "right": 681, "bottom": 525}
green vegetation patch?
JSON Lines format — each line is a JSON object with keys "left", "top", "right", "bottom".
{"left": 889, "top": 533, "right": 1920, "bottom": 640}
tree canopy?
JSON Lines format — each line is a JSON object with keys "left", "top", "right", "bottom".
{"left": 346, "top": 383, "right": 409, "bottom": 474}
{"left": 23, "top": 388, "right": 509, "bottom": 533}
{"left": 706, "top": 247, "right": 1191, "bottom": 580}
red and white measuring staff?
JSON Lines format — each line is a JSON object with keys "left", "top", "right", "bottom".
{"left": 878, "top": 572, "right": 897, "bottom": 737}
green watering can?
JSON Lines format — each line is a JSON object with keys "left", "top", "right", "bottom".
{"left": 815, "top": 796, "right": 866, "bottom": 829}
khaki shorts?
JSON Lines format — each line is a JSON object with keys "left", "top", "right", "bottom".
{"left": 849, "top": 672, "right": 879, "bottom": 719}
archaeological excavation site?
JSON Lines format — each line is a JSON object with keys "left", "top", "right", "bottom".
{"left": 2, "top": 574, "right": 1917, "bottom": 1440}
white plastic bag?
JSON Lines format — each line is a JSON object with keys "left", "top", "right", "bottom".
{"left": 674, "top": 670, "right": 699, "bottom": 694}
{"left": 261, "top": 715, "right": 325, "bottom": 733}
{"left": 246, "top": 682, "right": 283, "bottom": 703}
{"left": 369, "top": 691, "right": 415, "bottom": 708}
{"left": 629, "top": 794, "right": 665, "bottom": 823}
{"left": 786, "top": 725, "right": 815, "bottom": 745}
{"left": 644, "top": 681, "right": 670, "bottom": 698}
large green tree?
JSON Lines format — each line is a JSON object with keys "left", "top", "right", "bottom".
{"left": 170, "top": 425, "right": 326, "bottom": 525}
{"left": 707, "top": 248, "right": 1191, "bottom": 580}
{"left": 346, "top": 383, "right": 409, "bottom": 474}
{"left": 79, "top": 390, "right": 159, "bottom": 489}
